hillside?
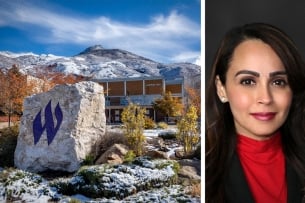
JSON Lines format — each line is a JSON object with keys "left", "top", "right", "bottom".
{"left": 0, "top": 45, "right": 200, "bottom": 85}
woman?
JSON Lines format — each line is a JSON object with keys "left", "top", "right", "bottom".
{"left": 206, "top": 22, "right": 305, "bottom": 203}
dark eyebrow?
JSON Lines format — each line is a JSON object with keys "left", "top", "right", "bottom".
{"left": 235, "top": 70, "right": 259, "bottom": 77}
{"left": 269, "top": 71, "right": 287, "bottom": 77}
{"left": 234, "top": 70, "right": 287, "bottom": 78}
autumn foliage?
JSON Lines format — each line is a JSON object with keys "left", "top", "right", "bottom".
{"left": 152, "top": 91, "right": 183, "bottom": 121}
{"left": 177, "top": 105, "right": 200, "bottom": 155}
{"left": 34, "top": 67, "right": 87, "bottom": 91}
{"left": 121, "top": 103, "right": 146, "bottom": 156}
{"left": 0, "top": 64, "right": 85, "bottom": 126}
{"left": 0, "top": 65, "right": 35, "bottom": 126}
{"left": 185, "top": 85, "right": 201, "bottom": 116}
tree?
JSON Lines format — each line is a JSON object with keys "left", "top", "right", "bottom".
{"left": 0, "top": 69, "right": 6, "bottom": 114}
{"left": 121, "top": 103, "right": 146, "bottom": 156}
{"left": 34, "top": 66, "right": 87, "bottom": 92}
{"left": 152, "top": 92, "right": 183, "bottom": 122}
{"left": 177, "top": 105, "right": 200, "bottom": 155}
{"left": 0, "top": 65, "right": 35, "bottom": 127}
{"left": 185, "top": 86, "right": 201, "bottom": 117}
{"left": 49, "top": 72, "right": 86, "bottom": 85}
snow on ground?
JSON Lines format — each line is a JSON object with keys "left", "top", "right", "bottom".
{"left": 107, "top": 124, "right": 177, "bottom": 138}
{"left": 0, "top": 51, "right": 38, "bottom": 58}
{"left": 143, "top": 126, "right": 182, "bottom": 158}
{"left": 67, "top": 185, "right": 199, "bottom": 203}
{"left": 0, "top": 157, "right": 200, "bottom": 202}
{"left": 0, "top": 169, "right": 60, "bottom": 202}
{"left": 108, "top": 125, "right": 183, "bottom": 158}
{"left": 50, "top": 158, "right": 179, "bottom": 199}
{"left": 143, "top": 128, "right": 176, "bottom": 137}
{"left": 0, "top": 127, "right": 200, "bottom": 202}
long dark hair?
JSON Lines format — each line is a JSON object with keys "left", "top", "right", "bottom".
{"left": 206, "top": 22, "right": 305, "bottom": 202}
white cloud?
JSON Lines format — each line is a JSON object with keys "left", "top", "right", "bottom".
{"left": 0, "top": 1, "right": 200, "bottom": 63}
{"left": 170, "top": 51, "right": 201, "bottom": 65}
{"left": 194, "top": 56, "right": 201, "bottom": 66}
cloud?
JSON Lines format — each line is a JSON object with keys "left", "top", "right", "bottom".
{"left": 0, "top": 1, "right": 200, "bottom": 64}
{"left": 194, "top": 56, "right": 201, "bottom": 66}
{"left": 170, "top": 51, "right": 201, "bottom": 64}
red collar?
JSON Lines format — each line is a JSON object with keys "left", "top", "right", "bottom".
{"left": 237, "top": 131, "right": 282, "bottom": 154}
{"left": 236, "top": 131, "right": 287, "bottom": 202}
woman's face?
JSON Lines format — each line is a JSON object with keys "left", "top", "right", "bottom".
{"left": 216, "top": 39, "right": 293, "bottom": 140}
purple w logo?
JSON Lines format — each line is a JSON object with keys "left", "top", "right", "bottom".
{"left": 33, "top": 100, "right": 63, "bottom": 145}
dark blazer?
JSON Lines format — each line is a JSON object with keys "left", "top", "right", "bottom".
{"left": 224, "top": 153, "right": 304, "bottom": 203}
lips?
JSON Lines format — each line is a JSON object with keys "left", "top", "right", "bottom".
{"left": 250, "top": 112, "right": 276, "bottom": 121}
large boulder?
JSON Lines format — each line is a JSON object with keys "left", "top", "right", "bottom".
{"left": 177, "top": 159, "right": 201, "bottom": 186}
{"left": 14, "top": 81, "right": 106, "bottom": 172}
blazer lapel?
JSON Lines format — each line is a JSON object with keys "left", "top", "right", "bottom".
{"left": 225, "top": 153, "right": 255, "bottom": 203}
{"left": 225, "top": 153, "right": 304, "bottom": 203}
{"left": 286, "top": 162, "right": 303, "bottom": 203}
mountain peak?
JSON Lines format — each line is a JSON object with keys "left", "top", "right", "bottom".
{"left": 79, "top": 45, "right": 104, "bottom": 55}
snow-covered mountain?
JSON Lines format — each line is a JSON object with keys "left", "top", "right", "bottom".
{"left": 0, "top": 45, "right": 200, "bottom": 84}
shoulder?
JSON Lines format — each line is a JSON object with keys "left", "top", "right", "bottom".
{"left": 224, "top": 153, "right": 254, "bottom": 203}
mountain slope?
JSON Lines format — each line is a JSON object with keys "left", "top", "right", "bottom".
{"left": 0, "top": 45, "right": 200, "bottom": 85}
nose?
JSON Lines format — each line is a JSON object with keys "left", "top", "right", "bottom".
{"left": 257, "top": 84, "right": 273, "bottom": 104}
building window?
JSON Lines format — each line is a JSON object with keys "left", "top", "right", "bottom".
{"left": 166, "top": 84, "right": 182, "bottom": 94}
{"left": 108, "top": 81, "right": 124, "bottom": 96}
{"left": 126, "top": 80, "right": 143, "bottom": 95}
{"left": 145, "top": 79, "right": 163, "bottom": 95}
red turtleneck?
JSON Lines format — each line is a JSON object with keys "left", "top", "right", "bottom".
{"left": 236, "top": 132, "right": 287, "bottom": 203}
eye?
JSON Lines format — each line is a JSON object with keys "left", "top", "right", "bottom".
{"left": 272, "top": 79, "right": 288, "bottom": 87}
{"left": 240, "top": 78, "right": 256, "bottom": 86}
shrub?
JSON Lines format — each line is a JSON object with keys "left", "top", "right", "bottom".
{"left": 157, "top": 160, "right": 180, "bottom": 183}
{"left": 157, "top": 122, "right": 168, "bottom": 129}
{"left": 194, "top": 143, "right": 201, "bottom": 160}
{"left": 123, "top": 150, "right": 136, "bottom": 163}
{"left": 158, "top": 131, "right": 177, "bottom": 140}
{"left": 121, "top": 103, "right": 146, "bottom": 156}
{"left": 0, "top": 125, "right": 19, "bottom": 167}
{"left": 81, "top": 154, "right": 95, "bottom": 166}
{"left": 78, "top": 167, "right": 101, "bottom": 185}
{"left": 144, "top": 117, "right": 156, "bottom": 129}
{"left": 97, "top": 131, "right": 128, "bottom": 157}
{"left": 177, "top": 105, "right": 200, "bottom": 155}
{"left": 69, "top": 199, "right": 81, "bottom": 203}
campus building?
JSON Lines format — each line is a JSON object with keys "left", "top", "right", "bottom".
{"left": 94, "top": 77, "right": 184, "bottom": 123}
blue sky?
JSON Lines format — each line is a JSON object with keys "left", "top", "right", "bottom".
{"left": 0, "top": 0, "right": 201, "bottom": 64}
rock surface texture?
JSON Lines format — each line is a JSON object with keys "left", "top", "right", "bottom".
{"left": 14, "top": 81, "right": 106, "bottom": 172}
{"left": 95, "top": 143, "right": 129, "bottom": 165}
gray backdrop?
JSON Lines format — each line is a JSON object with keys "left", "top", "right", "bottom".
{"left": 206, "top": 0, "right": 305, "bottom": 81}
